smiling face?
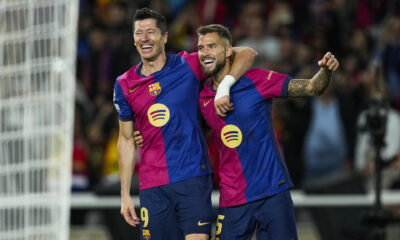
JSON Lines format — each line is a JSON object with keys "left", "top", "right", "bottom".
{"left": 133, "top": 18, "right": 167, "bottom": 61}
{"left": 197, "top": 32, "right": 232, "bottom": 76}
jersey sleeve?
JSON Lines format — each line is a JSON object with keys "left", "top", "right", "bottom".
{"left": 245, "top": 69, "right": 292, "bottom": 99}
{"left": 113, "top": 79, "right": 134, "bottom": 121}
{"left": 177, "top": 51, "right": 207, "bottom": 82}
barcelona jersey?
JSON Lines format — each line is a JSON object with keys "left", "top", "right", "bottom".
{"left": 113, "top": 51, "right": 213, "bottom": 190}
{"left": 199, "top": 68, "right": 294, "bottom": 207}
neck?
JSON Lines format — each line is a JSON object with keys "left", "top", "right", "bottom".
{"left": 141, "top": 53, "right": 167, "bottom": 76}
{"left": 212, "top": 59, "right": 231, "bottom": 90}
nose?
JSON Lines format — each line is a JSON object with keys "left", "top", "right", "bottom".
{"left": 140, "top": 32, "right": 149, "bottom": 42}
{"left": 200, "top": 47, "right": 210, "bottom": 57}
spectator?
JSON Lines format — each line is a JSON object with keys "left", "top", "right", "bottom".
{"left": 237, "top": 15, "right": 281, "bottom": 67}
{"left": 355, "top": 61, "right": 400, "bottom": 191}
{"left": 303, "top": 83, "right": 349, "bottom": 186}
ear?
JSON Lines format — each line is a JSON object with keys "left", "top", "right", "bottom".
{"left": 163, "top": 32, "right": 168, "bottom": 44}
{"left": 226, "top": 45, "right": 233, "bottom": 58}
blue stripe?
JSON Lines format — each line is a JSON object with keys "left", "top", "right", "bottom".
{"left": 218, "top": 75, "right": 293, "bottom": 204}
{"left": 281, "top": 75, "right": 292, "bottom": 98}
{"left": 154, "top": 54, "right": 213, "bottom": 183}
{"left": 119, "top": 114, "right": 133, "bottom": 121}
{"left": 113, "top": 80, "right": 134, "bottom": 121}
{"left": 265, "top": 100, "right": 293, "bottom": 186}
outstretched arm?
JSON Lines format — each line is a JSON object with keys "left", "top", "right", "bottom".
{"left": 215, "top": 47, "right": 257, "bottom": 116}
{"left": 288, "top": 52, "right": 339, "bottom": 97}
{"left": 118, "top": 120, "right": 140, "bottom": 227}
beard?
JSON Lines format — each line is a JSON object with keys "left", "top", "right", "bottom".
{"left": 202, "top": 57, "right": 226, "bottom": 76}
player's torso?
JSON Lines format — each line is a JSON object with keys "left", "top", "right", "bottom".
{"left": 121, "top": 54, "right": 212, "bottom": 189}
{"left": 200, "top": 77, "right": 292, "bottom": 207}
{"left": 126, "top": 59, "right": 200, "bottom": 129}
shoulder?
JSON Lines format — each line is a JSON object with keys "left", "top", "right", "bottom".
{"left": 176, "top": 51, "right": 196, "bottom": 58}
{"left": 243, "top": 68, "right": 273, "bottom": 80}
{"left": 118, "top": 64, "right": 142, "bottom": 83}
{"left": 115, "top": 64, "right": 143, "bottom": 96}
{"left": 169, "top": 51, "right": 205, "bottom": 81}
{"left": 164, "top": 52, "right": 195, "bottom": 68}
{"left": 175, "top": 51, "right": 199, "bottom": 63}
{"left": 244, "top": 68, "right": 266, "bottom": 75}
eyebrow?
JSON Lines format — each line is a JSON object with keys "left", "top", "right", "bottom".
{"left": 135, "top": 27, "right": 157, "bottom": 32}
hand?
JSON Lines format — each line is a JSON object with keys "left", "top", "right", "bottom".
{"left": 214, "top": 75, "right": 235, "bottom": 117}
{"left": 318, "top": 52, "right": 339, "bottom": 71}
{"left": 121, "top": 196, "right": 140, "bottom": 227}
{"left": 214, "top": 96, "right": 234, "bottom": 117}
{"left": 134, "top": 130, "right": 143, "bottom": 148}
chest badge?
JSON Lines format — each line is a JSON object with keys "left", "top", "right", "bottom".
{"left": 221, "top": 124, "right": 242, "bottom": 148}
{"left": 142, "top": 229, "right": 151, "bottom": 240}
{"left": 148, "top": 82, "right": 161, "bottom": 96}
{"left": 148, "top": 103, "right": 170, "bottom": 127}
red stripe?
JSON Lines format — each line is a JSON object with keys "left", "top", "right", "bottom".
{"left": 120, "top": 70, "right": 169, "bottom": 190}
{"left": 216, "top": 120, "right": 247, "bottom": 207}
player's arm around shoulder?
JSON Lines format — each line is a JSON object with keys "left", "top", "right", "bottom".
{"left": 214, "top": 47, "right": 258, "bottom": 117}
{"left": 288, "top": 52, "right": 339, "bottom": 97}
{"left": 231, "top": 46, "right": 258, "bottom": 74}
{"left": 117, "top": 120, "right": 140, "bottom": 227}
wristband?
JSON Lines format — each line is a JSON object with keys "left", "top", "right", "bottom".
{"left": 215, "top": 75, "right": 236, "bottom": 102}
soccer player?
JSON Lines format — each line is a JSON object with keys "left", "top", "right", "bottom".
{"left": 195, "top": 24, "right": 338, "bottom": 240}
{"left": 113, "top": 8, "right": 256, "bottom": 240}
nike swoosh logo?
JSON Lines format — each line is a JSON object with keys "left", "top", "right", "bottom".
{"left": 197, "top": 221, "right": 210, "bottom": 226}
{"left": 129, "top": 85, "right": 141, "bottom": 94}
{"left": 267, "top": 71, "right": 275, "bottom": 80}
{"left": 203, "top": 99, "right": 212, "bottom": 107}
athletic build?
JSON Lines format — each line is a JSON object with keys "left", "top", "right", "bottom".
{"left": 196, "top": 24, "right": 339, "bottom": 240}
{"left": 114, "top": 9, "right": 256, "bottom": 240}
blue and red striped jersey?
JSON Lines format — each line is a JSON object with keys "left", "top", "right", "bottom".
{"left": 113, "top": 51, "right": 213, "bottom": 190}
{"left": 199, "top": 68, "right": 294, "bottom": 207}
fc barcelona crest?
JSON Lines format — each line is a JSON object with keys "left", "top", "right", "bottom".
{"left": 142, "top": 229, "right": 151, "bottom": 239}
{"left": 148, "top": 82, "right": 161, "bottom": 96}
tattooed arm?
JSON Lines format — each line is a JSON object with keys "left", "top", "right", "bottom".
{"left": 288, "top": 52, "right": 339, "bottom": 97}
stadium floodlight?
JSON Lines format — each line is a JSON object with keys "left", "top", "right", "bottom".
{"left": 0, "top": 1, "right": 78, "bottom": 239}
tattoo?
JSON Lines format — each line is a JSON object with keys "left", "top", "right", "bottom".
{"left": 288, "top": 67, "right": 332, "bottom": 97}
{"left": 288, "top": 79, "right": 311, "bottom": 97}
{"left": 311, "top": 67, "right": 332, "bottom": 96}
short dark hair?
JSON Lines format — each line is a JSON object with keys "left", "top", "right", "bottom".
{"left": 133, "top": 8, "right": 167, "bottom": 34}
{"left": 197, "top": 24, "right": 232, "bottom": 46}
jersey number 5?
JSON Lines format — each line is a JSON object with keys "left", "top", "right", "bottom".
{"left": 216, "top": 214, "right": 225, "bottom": 235}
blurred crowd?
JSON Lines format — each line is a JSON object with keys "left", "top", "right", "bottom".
{"left": 71, "top": 0, "right": 400, "bottom": 197}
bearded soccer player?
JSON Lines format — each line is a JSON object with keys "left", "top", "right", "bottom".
{"left": 113, "top": 8, "right": 256, "bottom": 240}
{"left": 196, "top": 24, "right": 339, "bottom": 240}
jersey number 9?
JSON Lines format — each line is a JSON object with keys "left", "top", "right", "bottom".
{"left": 141, "top": 207, "right": 149, "bottom": 227}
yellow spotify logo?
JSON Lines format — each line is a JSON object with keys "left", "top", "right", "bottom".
{"left": 221, "top": 125, "right": 242, "bottom": 148}
{"left": 147, "top": 103, "right": 170, "bottom": 127}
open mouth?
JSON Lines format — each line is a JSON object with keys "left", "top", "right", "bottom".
{"left": 141, "top": 44, "right": 153, "bottom": 52}
{"left": 203, "top": 59, "right": 215, "bottom": 68}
